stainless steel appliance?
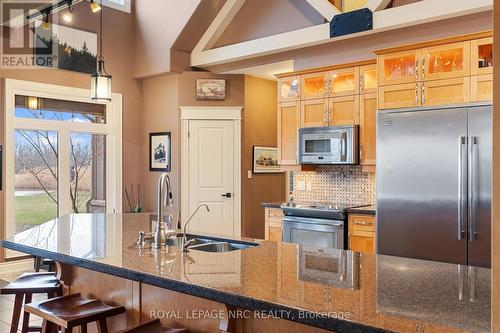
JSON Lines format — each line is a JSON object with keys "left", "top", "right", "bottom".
{"left": 298, "top": 126, "right": 359, "bottom": 165}
{"left": 377, "top": 103, "right": 492, "bottom": 267}
{"left": 282, "top": 204, "right": 347, "bottom": 249}
{"left": 299, "top": 246, "right": 359, "bottom": 290}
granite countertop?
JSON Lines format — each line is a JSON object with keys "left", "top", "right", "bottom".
{"left": 260, "top": 202, "right": 284, "bottom": 209}
{"left": 1, "top": 213, "right": 490, "bottom": 333}
{"left": 345, "top": 205, "right": 376, "bottom": 215}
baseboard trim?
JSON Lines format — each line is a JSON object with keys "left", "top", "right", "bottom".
{"left": 0, "top": 259, "right": 33, "bottom": 275}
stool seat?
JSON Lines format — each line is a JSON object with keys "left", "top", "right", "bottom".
{"left": 120, "top": 319, "right": 189, "bottom": 333}
{"left": 25, "top": 293, "right": 125, "bottom": 332}
{"left": 1, "top": 272, "right": 61, "bottom": 294}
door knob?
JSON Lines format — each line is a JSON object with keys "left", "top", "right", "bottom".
{"left": 222, "top": 193, "right": 232, "bottom": 198}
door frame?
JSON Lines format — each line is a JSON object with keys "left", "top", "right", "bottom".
{"left": 180, "top": 106, "right": 242, "bottom": 237}
{"left": 3, "top": 79, "right": 123, "bottom": 254}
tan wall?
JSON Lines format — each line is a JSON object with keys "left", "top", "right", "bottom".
{"left": 140, "top": 74, "right": 180, "bottom": 215}
{"left": 214, "top": 0, "right": 325, "bottom": 48}
{"left": 0, "top": 4, "right": 142, "bottom": 261}
{"left": 242, "top": 76, "right": 285, "bottom": 239}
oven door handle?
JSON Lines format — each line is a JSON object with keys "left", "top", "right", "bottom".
{"left": 283, "top": 216, "right": 344, "bottom": 227}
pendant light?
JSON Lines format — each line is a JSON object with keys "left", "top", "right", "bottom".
{"left": 91, "top": 0, "right": 112, "bottom": 101}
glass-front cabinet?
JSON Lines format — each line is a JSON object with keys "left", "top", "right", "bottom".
{"left": 301, "top": 72, "right": 328, "bottom": 100}
{"left": 359, "top": 64, "right": 377, "bottom": 94}
{"left": 278, "top": 76, "right": 300, "bottom": 102}
{"left": 329, "top": 67, "right": 359, "bottom": 97}
{"left": 471, "top": 37, "right": 493, "bottom": 102}
{"left": 378, "top": 49, "right": 421, "bottom": 86}
{"left": 422, "top": 42, "right": 470, "bottom": 81}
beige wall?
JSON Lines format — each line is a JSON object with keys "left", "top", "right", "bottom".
{"left": 242, "top": 76, "right": 285, "bottom": 239}
{"left": 132, "top": 0, "right": 200, "bottom": 78}
{"left": 141, "top": 74, "right": 180, "bottom": 215}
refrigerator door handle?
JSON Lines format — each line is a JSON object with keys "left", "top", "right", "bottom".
{"left": 457, "top": 136, "right": 467, "bottom": 240}
{"left": 469, "top": 136, "right": 478, "bottom": 241}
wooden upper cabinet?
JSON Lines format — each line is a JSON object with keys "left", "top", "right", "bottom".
{"left": 301, "top": 99, "right": 328, "bottom": 127}
{"left": 278, "top": 76, "right": 300, "bottom": 102}
{"left": 471, "top": 37, "right": 493, "bottom": 76}
{"left": 378, "top": 49, "right": 421, "bottom": 86}
{"left": 360, "top": 92, "right": 377, "bottom": 166}
{"left": 301, "top": 72, "right": 327, "bottom": 100}
{"left": 277, "top": 101, "right": 300, "bottom": 165}
{"left": 471, "top": 37, "right": 492, "bottom": 102}
{"left": 422, "top": 41, "right": 470, "bottom": 81}
{"left": 329, "top": 95, "right": 359, "bottom": 126}
{"left": 422, "top": 77, "right": 470, "bottom": 106}
{"left": 379, "top": 82, "right": 420, "bottom": 109}
{"left": 329, "top": 67, "right": 359, "bottom": 97}
{"left": 359, "top": 64, "right": 377, "bottom": 94}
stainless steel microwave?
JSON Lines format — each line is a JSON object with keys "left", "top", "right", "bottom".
{"left": 298, "top": 126, "right": 359, "bottom": 165}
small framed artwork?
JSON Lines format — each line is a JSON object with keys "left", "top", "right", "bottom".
{"left": 252, "top": 146, "right": 282, "bottom": 174}
{"left": 195, "top": 79, "right": 226, "bottom": 100}
{"left": 149, "top": 132, "right": 171, "bottom": 172}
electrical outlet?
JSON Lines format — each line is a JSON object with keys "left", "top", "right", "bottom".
{"left": 297, "top": 180, "right": 306, "bottom": 191}
{"left": 248, "top": 170, "right": 252, "bottom": 179}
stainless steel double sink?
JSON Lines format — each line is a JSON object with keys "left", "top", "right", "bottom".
{"left": 166, "top": 236, "right": 258, "bottom": 253}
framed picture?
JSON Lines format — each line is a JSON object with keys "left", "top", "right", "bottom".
{"left": 149, "top": 132, "right": 171, "bottom": 172}
{"left": 195, "top": 79, "right": 226, "bottom": 100}
{"left": 34, "top": 23, "right": 97, "bottom": 74}
{"left": 252, "top": 146, "right": 282, "bottom": 174}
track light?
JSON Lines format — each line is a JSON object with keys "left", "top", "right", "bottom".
{"left": 90, "top": 0, "right": 101, "bottom": 13}
{"left": 62, "top": 0, "right": 73, "bottom": 23}
{"left": 41, "top": 12, "right": 51, "bottom": 30}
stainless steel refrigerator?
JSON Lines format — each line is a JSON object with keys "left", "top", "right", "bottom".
{"left": 377, "top": 104, "right": 491, "bottom": 268}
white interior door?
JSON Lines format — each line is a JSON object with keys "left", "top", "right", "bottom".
{"left": 187, "top": 120, "right": 236, "bottom": 236}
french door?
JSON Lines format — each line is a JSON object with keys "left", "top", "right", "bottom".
{"left": 4, "top": 79, "right": 122, "bottom": 258}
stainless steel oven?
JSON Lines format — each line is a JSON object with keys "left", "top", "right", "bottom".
{"left": 283, "top": 215, "right": 345, "bottom": 249}
{"left": 298, "top": 125, "right": 358, "bottom": 165}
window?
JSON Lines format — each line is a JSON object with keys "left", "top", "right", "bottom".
{"left": 103, "top": 0, "right": 131, "bottom": 13}
{"left": 4, "top": 79, "right": 122, "bottom": 258}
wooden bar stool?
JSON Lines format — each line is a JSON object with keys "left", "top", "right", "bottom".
{"left": 119, "top": 319, "right": 189, "bottom": 333}
{"left": 1, "top": 272, "right": 62, "bottom": 333}
{"left": 25, "top": 293, "right": 126, "bottom": 333}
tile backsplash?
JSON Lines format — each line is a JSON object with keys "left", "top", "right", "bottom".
{"left": 292, "top": 166, "right": 376, "bottom": 205}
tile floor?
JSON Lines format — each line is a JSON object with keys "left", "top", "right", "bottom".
{"left": 0, "top": 273, "right": 45, "bottom": 333}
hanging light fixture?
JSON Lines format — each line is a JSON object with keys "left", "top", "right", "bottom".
{"left": 89, "top": 0, "right": 101, "bottom": 13}
{"left": 91, "top": 0, "right": 112, "bottom": 101}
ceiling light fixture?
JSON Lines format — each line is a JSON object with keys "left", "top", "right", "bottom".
{"left": 41, "top": 12, "right": 51, "bottom": 30}
{"left": 62, "top": 0, "right": 74, "bottom": 23}
{"left": 91, "top": 0, "right": 112, "bottom": 101}
{"left": 89, "top": 0, "right": 102, "bottom": 13}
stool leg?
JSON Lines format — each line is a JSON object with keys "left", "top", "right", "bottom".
{"left": 97, "top": 319, "right": 108, "bottom": 333}
{"left": 10, "top": 294, "right": 23, "bottom": 333}
{"left": 21, "top": 293, "right": 32, "bottom": 333}
{"left": 61, "top": 328, "right": 73, "bottom": 333}
{"left": 41, "top": 320, "right": 54, "bottom": 333}
{"left": 81, "top": 324, "right": 87, "bottom": 333}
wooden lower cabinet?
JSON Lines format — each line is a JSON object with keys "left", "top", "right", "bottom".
{"left": 264, "top": 207, "right": 283, "bottom": 242}
{"left": 348, "top": 214, "right": 376, "bottom": 254}
{"left": 471, "top": 74, "right": 492, "bottom": 102}
{"left": 422, "top": 77, "right": 470, "bottom": 106}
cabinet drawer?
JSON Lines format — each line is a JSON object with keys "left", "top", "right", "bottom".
{"left": 379, "top": 83, "right": 420, "bottom": 109}
{"left": 349, "top": 214, "right": 376, "bottom": 232}
{"left": 265, "top": 207, "right": 283, "bottom": 223}
{"left": 422, "top": 77, "right": 470, "bottom": 106}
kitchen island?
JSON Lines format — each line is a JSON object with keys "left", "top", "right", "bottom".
{"left": 1, "top": 213, "right": 490, "bottom": 333}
